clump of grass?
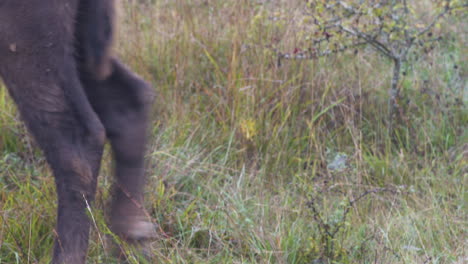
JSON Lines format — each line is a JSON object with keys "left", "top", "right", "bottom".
{"left": 1, "top": 0, "right": 466, "bottom": 263}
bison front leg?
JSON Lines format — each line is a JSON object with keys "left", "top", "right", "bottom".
{"left": 2, "top": 65, "right": 106, "bottom": 263}
{"left": 81, "top": 59, "right": 156, "bottom": 242}
{"left": 27, "top": 109, "right": 104, "bottom": 264}
{"left": 51, "top": 129, "right": 105, "bottom": 263}
{"left": 0, "top": 41, "right": 105, "bottom": 264}
{"left": 0, "top": 3, "right": 107, "bottom": 262}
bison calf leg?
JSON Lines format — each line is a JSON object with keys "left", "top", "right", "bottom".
{"left": 81, "top": 59, "right": 155, "bottom": 241}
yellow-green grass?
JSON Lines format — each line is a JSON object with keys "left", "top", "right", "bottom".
{"left": 1, "top": 0, "right": 466, "bottom": 263}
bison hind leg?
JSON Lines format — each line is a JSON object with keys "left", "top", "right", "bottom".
{"left": 76, "top": 0, "right": 116, "bottom": 80}
{"left": 80, "top": 58, "right": 156, "bottom": 242}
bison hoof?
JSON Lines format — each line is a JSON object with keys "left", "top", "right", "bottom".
{"left": 126, "top": 220, "right": 157, "bottom": 240}
{"left": 112, "top": 219, "right": 158, "bottom": 242}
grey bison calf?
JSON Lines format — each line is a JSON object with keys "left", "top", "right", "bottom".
{"left": 0, "top": 0, "right": 155, "bottom": 263}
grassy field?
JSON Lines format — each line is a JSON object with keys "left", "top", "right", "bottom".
{"left": 0, "top": 0, "right": 467, "bottom": 263}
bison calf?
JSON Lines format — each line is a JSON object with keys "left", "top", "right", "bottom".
{"left": 0, "top": 0, "right": 155, "bottom": 263}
